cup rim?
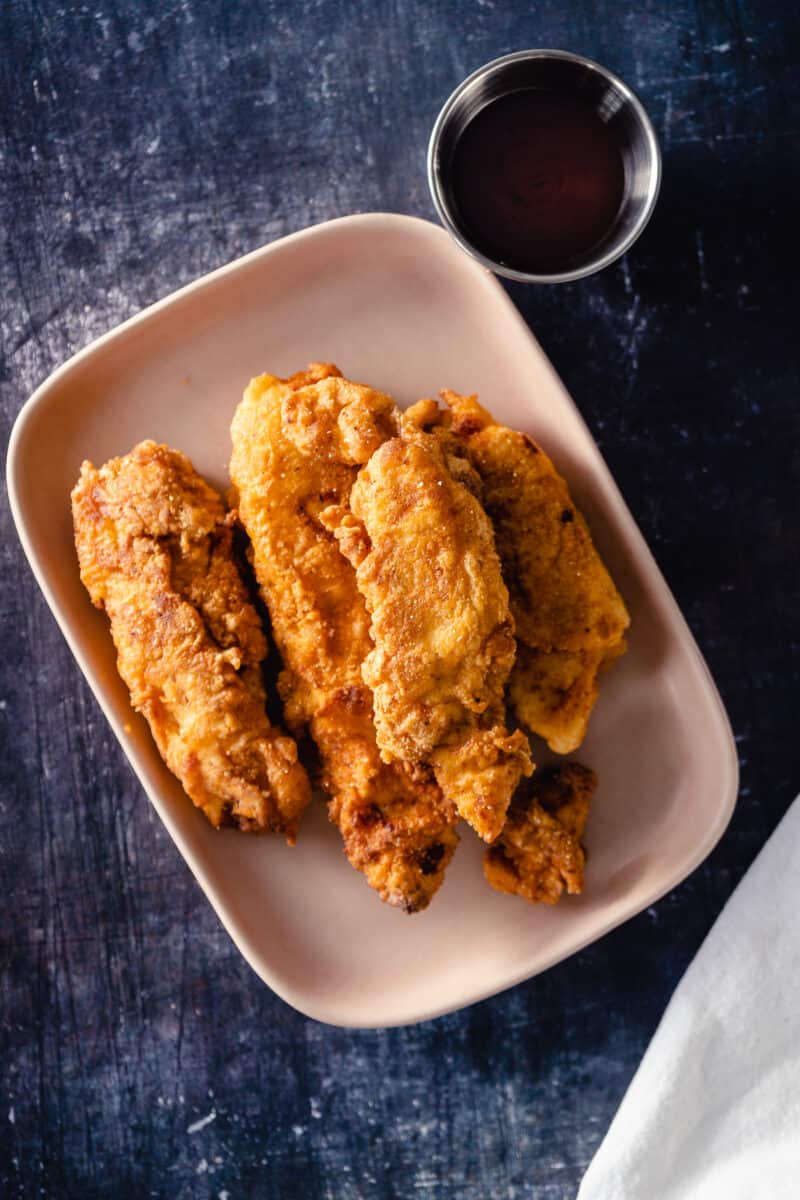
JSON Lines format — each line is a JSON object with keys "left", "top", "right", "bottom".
{"left": 427, "top": 48, "right": 662, "bottom": 284}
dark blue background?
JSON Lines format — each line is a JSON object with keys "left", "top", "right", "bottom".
{"left": 2, "top": 2, "right": 798, "bottom": 1196}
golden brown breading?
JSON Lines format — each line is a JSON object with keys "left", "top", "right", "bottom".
{"left": 325, "top": 431, "right": 532, "bottom": 844}
{"left": 484, "top": 763, "right": 596, "bottom": 904}
{"left": 281, "top": 372, "right": 397, "bottom": 465}
{"left": 229, "top": 367, "right": 458, "bottom": 912}
{"left": 508, "top": 646, "right": 614, "bottom": 758}
{"left": 406, "top": 391, "right": 630, "bottom": 753}
{"left": 71, "top": 440, "right": 310, "bottom": 838}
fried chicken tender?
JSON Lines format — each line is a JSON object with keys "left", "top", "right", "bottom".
{"left": 405, "top": 392, "right": 630, "bottom": 753}
{"left": 484, "top": 763, "right": 596, "bottom": 904}
{"left": 229, "top": 366, "right": 458, "bottom": 912}
{"left": 324, "top": 431, "right": 532, "bottom": 844}
{"left": 71, "top": 440, "right": 310, "bottom": 838}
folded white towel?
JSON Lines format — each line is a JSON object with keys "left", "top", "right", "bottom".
{"left": 578, "top": 796, "right": 800, "bottom": 1200}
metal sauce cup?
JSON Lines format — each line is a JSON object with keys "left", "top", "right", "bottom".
{"left": 428, "top": 49, "right": 661, "bottom": 283}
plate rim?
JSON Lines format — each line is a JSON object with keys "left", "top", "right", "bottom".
{"left": 6, "top": 212, "right": 739, "bottom": 1027}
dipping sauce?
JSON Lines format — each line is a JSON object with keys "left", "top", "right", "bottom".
{"left": 450, "top": 89, "right": 625, "bottom": 274}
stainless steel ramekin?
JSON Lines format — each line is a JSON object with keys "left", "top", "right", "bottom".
{"left": 427, "top": 49, "right": 661, "bottom": 284}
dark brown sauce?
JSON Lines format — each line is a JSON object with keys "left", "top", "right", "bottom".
{"left": 451, "top": 89, "right": 625, "bottom": 273}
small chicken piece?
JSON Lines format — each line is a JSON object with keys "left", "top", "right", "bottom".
{"left": 325, "top": 432, "right": 532, "bottom": 843}
{"left": 71, "top": 440, "right": 310, "bottom": 838}
{"left": 484, "top": 763, "right": 596, "bottom": 904}
{"left": 406, "top": 392, "right": 630, "bottom": 753}
{"left": 229, "top": 366, "right": 458, "bottom": 911}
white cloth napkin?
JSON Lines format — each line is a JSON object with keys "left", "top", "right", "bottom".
{"left": 578, "top": 795, "right": 800, "bottom": 1200}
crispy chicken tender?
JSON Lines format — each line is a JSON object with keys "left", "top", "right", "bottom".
{"left": 484, "top": 763, "right": 596, "bottom": 903}
{"left": 71, "top": 440, "right": 310, "bottom": 838}
{"left": 405, "top": 392, "right": 630, "bottom": 753}
{"left": 324, "top": 431, "right": 532, "bottom": 844}
{"left": 229, "top": 366, "right": 458, "bottom": 912}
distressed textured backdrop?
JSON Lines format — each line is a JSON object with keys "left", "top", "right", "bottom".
{"left": 1, "top": 1, "right": 798, "bottom": 1197}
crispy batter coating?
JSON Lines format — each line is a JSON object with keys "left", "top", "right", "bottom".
{"left": 326, "top": 431, "right": 532, "bottom": 843}
{"left": 484, "top": 763, "right": 596, "bottom": 904}
{"left": 229, "top": 367, "right": 458, "bottom": 912}
{"left": 406, "top": 391, "right": 630, "bottom": 753}
{"left": 281, "top": 372, "right": 397, "bottom": 465}
{"left": 71, "top": 440, "right": 310, "bottom": 838}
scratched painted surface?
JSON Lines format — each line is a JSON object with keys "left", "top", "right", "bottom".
{"left": 1, "top": 1, "right": 798, "bottom": 1196}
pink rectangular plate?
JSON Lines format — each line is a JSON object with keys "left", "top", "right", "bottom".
{"left": 7, "top": 214, "right": 738, "bottom": 1027}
